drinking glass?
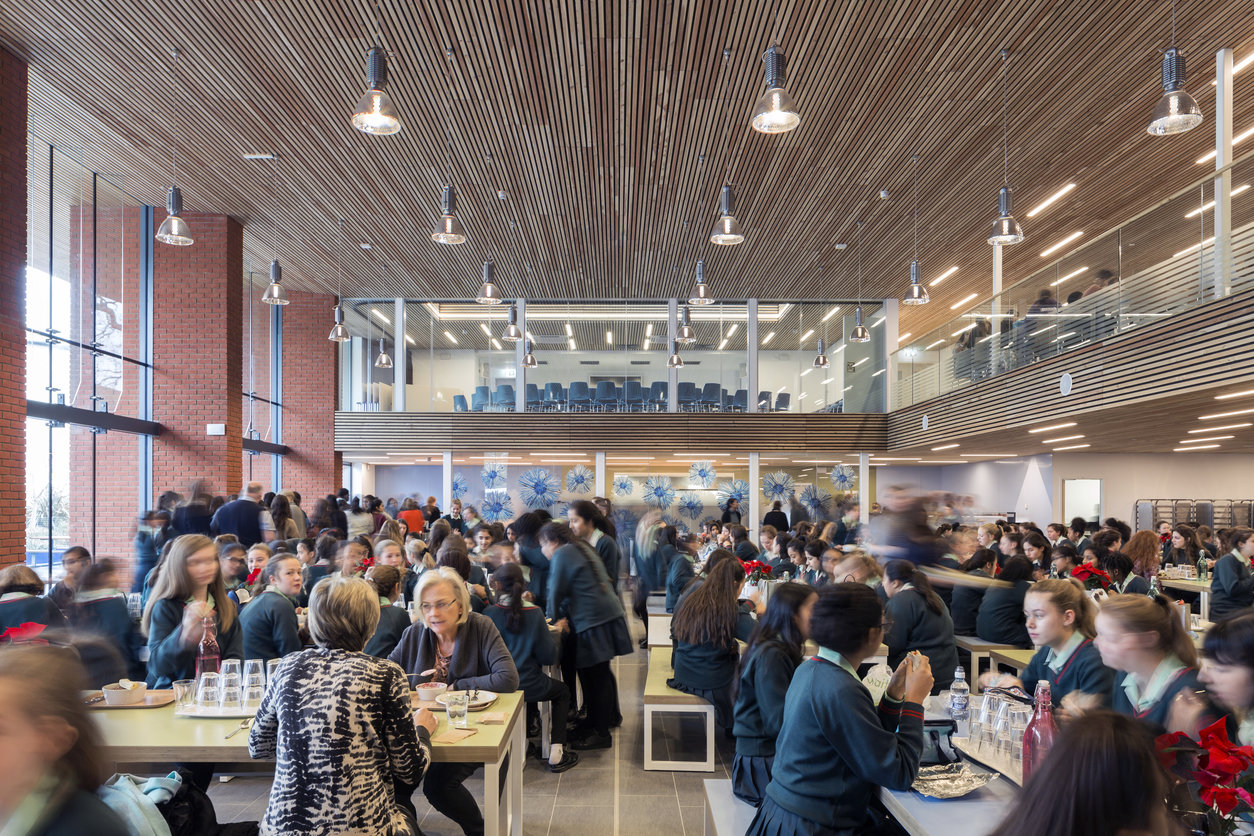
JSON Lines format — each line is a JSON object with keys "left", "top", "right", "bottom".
{"left": 220, "top": 685, "right": 243, "bottom": 712}
{"left": 196, "top": 673, "right": 221, "bottom": 709}
{"left": 1009, "top": 706, "right": 1031, "bottom": 763}
{"left": 243, "top": 685, "right": 264, "bottom": 710}
{"left": 445, "top": 692, "right": 470, "bottom": 729}
{"left": 173, "top": 679, "right": 196, "bottom": 709}
{"left": 265, "top": 659, "right": 281, "bottom": 685}
{"left": 221, "top": 659, "right": 242, "bottom": 679}
{"left": 243, "top": 659, "right": 266, "bottom": 688}
{"left": 991, "top": 700, "right": 1012, "bottom": 757}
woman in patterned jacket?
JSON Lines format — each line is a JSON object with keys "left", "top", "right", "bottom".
{"left": 249, "top": 575, "right": 438, "bottom": 836}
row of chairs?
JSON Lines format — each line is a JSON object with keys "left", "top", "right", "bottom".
{"left": 451, "top": 382, "right": 794, "bottom": 413}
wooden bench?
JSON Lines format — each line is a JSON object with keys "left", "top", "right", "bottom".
{"left": 703, "top": 778, "right": 757, "bottom": 835}
{"left": 954, "top": 636, "right": 1018, "bottom": 694}
{"left": 648, "top": 614, "right": 673, "bottom": 648}
{"left": 644, "top": 649, "right": 715, "bottom": 772}
{"left": 646, "top": 595, "right": 670, "bottom": 616}
{"left": 989, "top": 648, "right": 1035, "bottom": 678}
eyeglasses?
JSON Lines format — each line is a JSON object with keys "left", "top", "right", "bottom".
{"left": 420, "top": 599, "right": 458, "bottom": 613}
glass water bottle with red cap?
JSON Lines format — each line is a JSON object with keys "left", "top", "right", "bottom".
{"left": 1022, "top": 680, "right": 1057, "bottom": 781}
{"left": 196, "top": 616, "right": 220, "bottom": 678}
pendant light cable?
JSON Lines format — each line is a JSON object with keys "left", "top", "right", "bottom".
{"left": 719, "top": 49, "right": 733, "bottom": 185}
{"left": 443, "top": 49, "right": 455, "bottom": 188}
{"left": 171, "top": 48, "right": 179, "bottom": 188}
{"left": 913, "top": 154, "right": 919, "bottom": 262}
{"left": 1001, "top": 49, "right": 1009, "bottom": 186}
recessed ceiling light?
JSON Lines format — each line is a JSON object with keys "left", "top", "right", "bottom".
{"left": 1029, "top": 422, "right": 1077, "bottom": 433}
{"left": 606, "top": 330, "right": 613, "bottom": 344}
{"left": 1200, "top": 408, "right": 1254, "bottom": 420}
{"left": 1026, "top": 183, "right": 1077, "bottom": 218}
{"left": 371, "top": 308, "right": 391, "bottom": 325}
{"left": 820, "top": 377, "right": 834, "bottom": 385}
{"left": 853, "top": 358, "right": 868, "bottom": 367}
{"left": 1197, "top": 125, "right": 1254, "bottom": 164}
{"left": 925, "top": 339, "right": 945, "bottom": 350}
{"left": 932, "top": 443, "right": 959, "bottom": 450}
{"left": 1052, "top": 443, "right": 1090, "bottom": 451}
{"left": 960, "top": 453, "right": 1018, "bottom": 457}
{"left": 950, "top": 293, "right": 978, "bottom": 310}
{"left": 1042, "top": 434, "right": 1085, "bottom": 443}
{"left": 762, "top": 331, "right": 775, "bottom": 344}
{"left": 801, "top": 329, "right": 814, "bottom": 341}
{"left": 479, "top": 323, "right": 491, "bottom": 335}
{"left": 1216, "top": 388, "right": 1254, "bottom": 400}
{"left": 718, "top": 338, "right": 729, "bottom": 350}
{"left": 1040, "top": 231, "right": 1084, "bottom": 258}
{"left": 929, "top": 266, "right": 959, "bottom": 287}
{"left": 568, "top": 337, "right": 576, "bottom": 351}
{"left": 952, "top": 323, "right": 978, "bottom": 336}
{"left": 1185, "top": 184, "right": 1251, "bottom": 218}
{"left": 565, "top": 323, "right": 573, "bottom": 336}
{"left": 1189, "top": 423, "right": 1251, "bottom": 432}
{"left": 444, "top": 330, "right": 458, "bottom": 344}
{"left": 821, "top": 306, "right": 841, "bottom": 321}
{"left": 1175, "top": 444, "right": 1221, "bottom": 451}
{"left": 726, "top": 323, "right": 738, "bottom": 337}
{"left": 871, "top": 369, "right": 885, "bottom": 377}
{"left": 897, "top": 332, "right": 912, "bottom": 342}
{"left": 1179, "top": 435, "right": 1234, "bottom": 443}
{"left": 405, "top": 335, "right": 415, "bottom": 345}
{"left": 1050, "top": 266, "right": 1089, "bottom": 287}
{"left": 359, "top": 242, "right": 372, "bottom": 249}
{"left": 1175, "top": 237, "right": 1215, "bottom": 259}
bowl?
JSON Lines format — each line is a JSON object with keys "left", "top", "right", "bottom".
{"left": 102, "top": 681, "right": 148, "bottom": 706}
{"left": 414, "top": 681, "right": 448, "bottom": 702}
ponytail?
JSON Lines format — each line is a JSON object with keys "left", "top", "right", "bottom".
{"left": 491, "top": 563, "right": 528, "bottom": 633}
{"left": 1100, "top": 593, "right": 1197, "bottom": 667}
{"left": 1028, "top": 578, "right": 1096, "bottom": 639}
{"left": 885, "top": 560, "right": 945, "bottom": 616}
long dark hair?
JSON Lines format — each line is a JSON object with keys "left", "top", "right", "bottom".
{"left": 512, "top": 512, "right": 547, "bottom": 547}
{"left": 742, "top": 582, "right": 814, "bottom": 666}
{"left": 884, "top": 560, "right": 945, "bottom": 615}
{"left": 809, "top": 583, "right": 883, "bottom": 657}
{"left": 988, "top": 712, "right": 1167, "bottom": 836}
{"left": 569, "top": 499, "right": 617, "bottom": 540}
{"left": 270, "top": 493, "right": 293, "bottom": 534}
{"left": 1202, "top": 611, "right": 1254, "bottom": 712}
{"left": 491, "top": 563, "right": 529, "bottom": 632}
{"left": 671, "top": 558, "right": 745, "bottom": 646}
{"left": 426, "top": 518, "right": 453, "bottom": 555}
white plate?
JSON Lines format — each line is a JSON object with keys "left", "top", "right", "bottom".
{"left": 175, "top": 704, "right": 258, "bottom": 719}
{"left": 435, "top": 690, "right": 498, "bottom": 710}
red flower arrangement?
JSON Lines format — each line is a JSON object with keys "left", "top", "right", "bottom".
{"left": 743, "top": 560, "right": 773, "bottom": 583}
{"left": 1158, "top": 719, "right": 1254, "bottom": 831}
{"left": 0, "top": 622, "right": 48, "bottom": 645}
{"left": 1070, "top": 564, "right": 1111, "bottom": 591}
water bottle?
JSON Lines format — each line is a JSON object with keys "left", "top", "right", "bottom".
{"left": 949, "top": 665, "right": 970, "bottom": 737}
{"left": 1148, "top": 574, "right": 1161, "bottom": 598}
{"left": 1023, "top": 681, "right": 1058, "bottom": 781}
{"left": 195, "top": 616, "right": 220, "bottom": 678}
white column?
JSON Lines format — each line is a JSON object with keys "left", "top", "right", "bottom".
{"left": 393, "top": 298, "right": 406, "bottom": 411}
{"left": 595, "top": 451, "right": 606, "bottom": 498}
{"left": 515, "top": 299, "right": 527, "bottom": 412}
{"left": 746, "top": 299, "right": 759, "bottom": 413}
{"left": 990, "top": 243, "right": 1003, "bottom": 374}
{"left": 442, "top": 451, "right": 453, "bottom": 510}
{"left": 858, "top": 452, "right": 870, "bottom": 521}
{"left": 1215, "top": 48, "right": 1235, "bottom": 297}
{"left": 667, "top": 299, "right": 678, "bottom": 412}
{"left": 880, "top": 298, "right": 898, "bottom": 411}
{"left": 748, "top": 452, "right": 761, "bottom": 542}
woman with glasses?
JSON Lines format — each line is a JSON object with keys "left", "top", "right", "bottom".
{"left": 388, "top": 567, "right": 519, "bottom": 836}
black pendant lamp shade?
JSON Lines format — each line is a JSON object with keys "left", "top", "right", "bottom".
{"left": 677, "top": 306, "right": 697, "bottom": 343}
{"left": 352, "top": 46, "right": 401, "bottom": 135}
{"left": 667, "top": 339, "right": 684, "bottom": 368}
{"left": 156, "top": 185, "right": 194, "bottom": 246}
{"left": 750, "top": 46, "right": 800, "bottom": 134}
{"left": 849, "top": 307, "right": 870, "bottom": 343}
{"left": 710, "top": 185, "right": 745, "bottom": 245}
{"left": 813, "top": 339, "right": 830, "bottom": 368}
{"left": 374, "top": 338, "right": 393, "bottom": 368}
{"left": 328, "top": 303, "right": 351, "bottom": 342}
{"left": 1148, "top": 48, "right": 1203, "bottom": 135}
{"left": 476, "top": 260, "right": 503, "bottom": 305}
{"left": 503, "top": 303, "right": 523, "bottom": 342}
{"left": 521, "top": 339, "right": 537, "bottom": 368}
{"left": 432, "top": 184, "right": 466, "bottom": 244}
{"left": 987, "top": 186, "right": 1025, "bottom": 245}
{"left": 688, "top": 260, "right": 714, "bottom": 305}
{"left": 903, "top": 261, "right": 929, "bottom": 305}
{"left": 261, "top": 259, "right": 289, "bottom": 305}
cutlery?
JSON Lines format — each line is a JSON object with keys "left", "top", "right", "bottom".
{"left": 225, "top": 718, "right": 253, "bottom": 739}
{"left": 83, "top": 695, "right": 105, "bottom": 706}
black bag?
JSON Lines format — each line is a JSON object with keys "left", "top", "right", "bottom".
{"left": 920, "top": 718, "right": 959, "bottom": 766}
{"left": 156, "top": 768, "right": 259, "bottom": 836}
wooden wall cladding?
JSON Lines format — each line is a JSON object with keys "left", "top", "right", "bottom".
{"left": 887, "top": 288, "right": 1254, "bottom": 451}
{"left": 335, "top": 411, "right": 888, "bottom": 454}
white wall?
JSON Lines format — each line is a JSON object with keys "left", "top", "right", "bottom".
{"left": 371, "top": 465, "right": 444, "bottom": 505}
{"left": 878, "top": 455, "right": 1054, "bottom": 525}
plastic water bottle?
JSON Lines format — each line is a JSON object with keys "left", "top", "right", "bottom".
{"left": 949, "top": 665, "right": 970, "bottom": 737}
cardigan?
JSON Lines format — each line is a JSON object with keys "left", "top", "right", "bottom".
{"left": 1110, "top": 665, "right": 1217, "bottom": 734}
{"left": 762, "top": 510, "right": 790, "bottom": 531}
{"left": 249, "top": 648, "right": 431, "bottom": 836}
{"left": 591, "top": 530, "right": 622, "bottom": 591}
{"left": 976, "top": 580, "right": 1032, "bottom": 647}
{"left": 665, "top": 553, "right": 696, "bottom": 613}
{"left": 764, "top": 656, "right": 925, "bottom": 830}
{"left": 387, "top": 611, "right": 519, "bottom": 693}
{"left": 144, "top": 597, "right": 244, "bottom": 689}
{"left": 239, "top": 591, "right": 303, "bottom": 661}
{"left": 69, "top": 594, "right": 144, "bottom": 682}
{"left": 1210, "top": 551, "right": 1254, "bottom": 620}
{"left": 884, "top": 589, "right": 959, "bottom": 691}
{"left": 26, "top": 787, "right": 129, "bottom": 836}
{"left": 735, "top": 541, "right": 761, "bottom": 562}
{"left": 484, "top": 602, "right": 557, "bottom": 698}
{"left": 949, "top": 571, "right": 990, "bottom": 635}
{"left": 1020, "top": 637, "right": 1114, "bottom": 707}
{"left": 0, "top": 593, "right": 67, "bottom": 634}
{"left": 733, "top": 639, "right": 801, "bottom": 757}
{"left": 518, "top": 541, "right": 551, "bottom": 609}
{"left": 365, "top": 603, "right": 413, "bottom": 658}
{"left": 545, "top": 542, "right": 625, "bottom": 632}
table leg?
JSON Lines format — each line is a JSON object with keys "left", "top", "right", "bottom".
{"left": 484, "top": 749, "right": 505, "bottom": 836}
{"left": 1201, "top": 589, "right": 1211, "bottom": 621}
{"left": 510, "top": 713, "right": 524, "bottom": 836}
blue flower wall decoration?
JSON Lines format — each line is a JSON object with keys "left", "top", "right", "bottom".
{"left": 481, "top": 461, "right": 508, "bottom": 490}
{"left": 677, "top": 491, "right": 704, "bottom": 521}
{"left": 565, "top": 465, "right": 594, "bottom": 495}
{"left": 716, "top": 479, "right": 750, "bottom": 511}
{"left": 611, "top": 475, "right": 635, "bottom": 497}
{"left": 831, "top": 465, "right": 857, "bottom": 490}
{"left": 450, "top": 473, "right": 469, "bottom": 501}
{"left": 480, "top": 493, "right": 514, "bottom": 522}
{"left": 642, "top": 475, "right": 676, "bottom": 509}
{"left": 688, "top": 460, "right": 717, "bottom": 488}
{"left": 800, "top": 484, "right": 832, "bottom": 516}
{"left": 761, "top": 471, "right": 795, "bottom": 503}
{"left": 519, "top": 468, "right": 561, "bottom": 510}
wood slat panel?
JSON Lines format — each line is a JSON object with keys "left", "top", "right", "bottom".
{"left": 3, "top": 0, "right": 1254, "bottom": 342}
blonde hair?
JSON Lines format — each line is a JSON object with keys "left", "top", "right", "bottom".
{"left": 829, "top": 551, "right": 882, "bottom": 583}
{"left": 415, "top": 567, "right": 470, "bottom": 628}
{"left": 1099, "top": 593, "right": 1197, "bottom": 667}
{"left": 979, "top": 523, "right": 1003, "bottom": 541}
{"left": 0, "top": 565, "right": 45, "bottom": 596}
{"left": 142, "top": 534, "right": 237, "bottom": 635}
{"left": 247, "top": 543, "right": 273, "bottom": 559}
{"left": 1026, "top": 578, "right": 1096, "bottom": 638}
{"left": 307, "top": 576, "right": 380, "bottom": 651}
{"left": 376, "top": 520, "right": 404, "bottom": 547}
{"left": 406, "top": 539, "right": 434, "bottom": 571}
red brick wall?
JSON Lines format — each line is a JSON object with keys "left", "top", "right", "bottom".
{"left": 0, "top": 48, "right": 27, "bottom": 567}
{"left": 151, "top": 212, "right": 243, "bottom": 499}
{"left": 280, "top": 290, "right": 340, "bottom": 501}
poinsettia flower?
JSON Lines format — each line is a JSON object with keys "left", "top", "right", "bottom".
{"left": 0, "top": 622, "right": 47, "bottom": 644}
{"left": 1200, "top": 784, "right": 1254, "bottom": 817}
{"left": 1156, "top": 729, "right": 1201, "bottom": 772}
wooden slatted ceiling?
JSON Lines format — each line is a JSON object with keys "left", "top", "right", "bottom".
{"left": 5, "top": 0, "right": 1254, "bottom": 340}
{"left": 334, "top": 411, "right": 888, "bottom": 454}
{"left": 887, "top": 289, "right": 1254, "bottom": 453}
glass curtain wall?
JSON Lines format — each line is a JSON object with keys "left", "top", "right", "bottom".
{"left": 242, "top": 270, "right": 281, "bottom": 483}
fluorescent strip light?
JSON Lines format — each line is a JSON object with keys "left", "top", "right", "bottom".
{"left": 1028, "top": 323, "right": 1057, "bottom": 337}
{"left": 950, "top": 293, "right": 977, "bottom": 310}
{"left": 726, "top": 323, "right": 738, "bottom": 337}
{"left": 491, "top": 338, "right": 502, "bottom": 350}
{"left": 762, "top": 331, "right": 775, "bottom": 345}
{"left": 1053, "top": 444, "right": 1090, "bottom": 451}
{"left": 820, "top": 377, "right": 834, "bottom": 385}
{"left": 952, "top": 323, "right": 977, "bottom": 336}
{"left": 1176, "top": 237, "right": 1215, "bottom": 258}
{"left": 1189, "top": 423, "right": 1252, "bottom": 432}
{"left": 1216, "top": 388, "right": 1254, "bottom": 400}
{"left": 960, "top": 453, "right": 1018, "bottom": 457}
{"left": 798, "top": 392, "right": 807, "bottom": 398}
{"left": 897, "top": 332, "right": 912, "bottom": 343}
{"left": 1197, "top": 125, "right": 1254, "bottom": 164}
{"left": 564, "top": 323, "right": 573, "bottom": 336}
{"left": 869, "top": 457, "right": 922, "bottom": 462}
{"left": 1026, "top": 183, "right": 1077, "bottom": 218}
{"left": 371, "top": 308, "right": 391, "bottom": 325}
{"left": 479, "top": 323, "right": 491, "bottom": 336}
{"left": 932, "top": 443, "right": 960, "bottom": 450}
{"left": 645, "top": 323, "right": 653, "bottom": 337}
{"left": 444, "top": 330, "right": 458, "bottom": 344}
{"left": 1179, "top": 435, "right": 1234, "bottom": 443}
{"left": 800, "top": 369, "right": 813, "bottom": 377}
{"left": 801, "top": 329, "right": 814, "bottom": 342}
{"left": 606, "top": 330, "right": 612, "bottom": 344}
{"left": 871, "top": 369, "right": 885, "bottom": 377}
{"left": 853, "top": 358, "right": 868, "bottom": 367}
{"left": 1029, "top": 422, "right": 1076, "bottom": 433}
{"left": 405, "top": 335, "right": 415, "bottom": 345}
{"left": 641, "top": 338, "right": 649, "bottom": 350}
{"left": 568, "top": 338, "right": 576, "bottom": 351}
{"left": 822, "top": 306, "right": 841, "bottom": 321}
{"left": 1175, "top": 444, "right": 1221, "bottom": 451}
{"left": 1211, "top": 54, "right": 1254, "bottom": 85}
{"left": 718, "top": 338, "right": 729, "bottom": 350}
{"left": 1185, "top": 184, "right": 1251, "bottom": 218}
{"left": 871, "top": 316, "right": 885, "bottom": 328}
{"left": 1042, "top": 434, "right": 1084, "bottom": 443}
{"left": 925, "top": 339, "right": 945, "bottom": 349}
{"left": 1200, "top": 408, "right": 1254, "bottom": 420}
{"left": 1051, "top": 266, "right": 1089, "bottom": 287}
{"left": 930, "top": 266, "right": 959, "bottom": 287}
{"left": 1053, "top": 331, "right": 1077, "bottom": 341}
{"left": 1040, "top": 231, "right": 1084, "bottom": 258}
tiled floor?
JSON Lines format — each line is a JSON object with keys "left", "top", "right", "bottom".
{"left": 208, "top": 618, "right": 736, "bottom": 835}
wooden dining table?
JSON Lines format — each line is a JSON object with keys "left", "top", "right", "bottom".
{"left": 93, "top": 690, "right": 526, "bottom": 836}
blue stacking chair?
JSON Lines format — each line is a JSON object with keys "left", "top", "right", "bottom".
{"left": 544, "top": 382, "right": 564, "bottom": 412}
{"left": 731, "top": 389, "right": 748, "bottom": 412}
{"left": 700, "top": 382, "right": 723, "bottom": 411}
{"left": 453, "top": 394, "right": 469, "bottom": 413}
{"left": 774, "top": 392, "right": 791, "bottom": 412}
{"left": 594, "top": 380, "right": 618, "bottom": 412}
{"left": 624, "top": 380, "right": 645, "bottom": 412}
{"left": 569, "top": 381, "right": 593, "bottom": 412}
{"left": 677, "top": 382, "right": 699, "bottom": 412}
{"left": 492, "top": 384, "right": 516, "bottom": 412}
{"left": 525, "top": 383, "right": 542, "bottom": 411}
{"left": 649, "top": 381, "right": 668, "bottom": 411}
{"left": 757, "top": 390, "right": 772, "bottom": 411}
{"left": 471, "top": 386, "right": 490, "bottom": 412}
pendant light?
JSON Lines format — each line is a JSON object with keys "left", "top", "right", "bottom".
{"left": 521, "top": 339, "right": 538, "bottom": 369}
{"left": 677, "top": 305, "right": 697, "bottom": 343}
{"left": 432, "top": 50, "right": 467, "bottom": 244}
{"left": 476, "top": 260, "right": 503, "bottom": 304}
{"left": 902, "top": 154, "right": 929, "bottom": 305}
{"left": 667, "top": 339, "right": 684, "bottom": 368}
{"left": 352, "top": 46, "right": 401, "bottom": 135}
{"left": 987, "top": 50, "right": 1024, "bottom": 246}
{"left": 812, "top": 339, "right": 830, "bottom": 368}
{"left": 688, "top": 259, "right": 714, "bottom": 305}
{"left": 503, "top": 303, "right": 523, "bottom": 342}
{"left": 374, "top": 338, "right": 393, "bottom": 368}
{"left": 711, "top": 51, "right": 745, "bottom": 245}
{"left": 329, "top": 220, "right": 352, "bottom": 342}
{"left": 850, "top": 221, "right": 871, "bottom": 343}
{"left": 155, "top": 48, "right": 193, "bottom": 246}
{"left": 1147, "top": 0, "right": 1203, "bottom": 135}
{"left": 261, "top": 161, "right": 288, "bottom": 304}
